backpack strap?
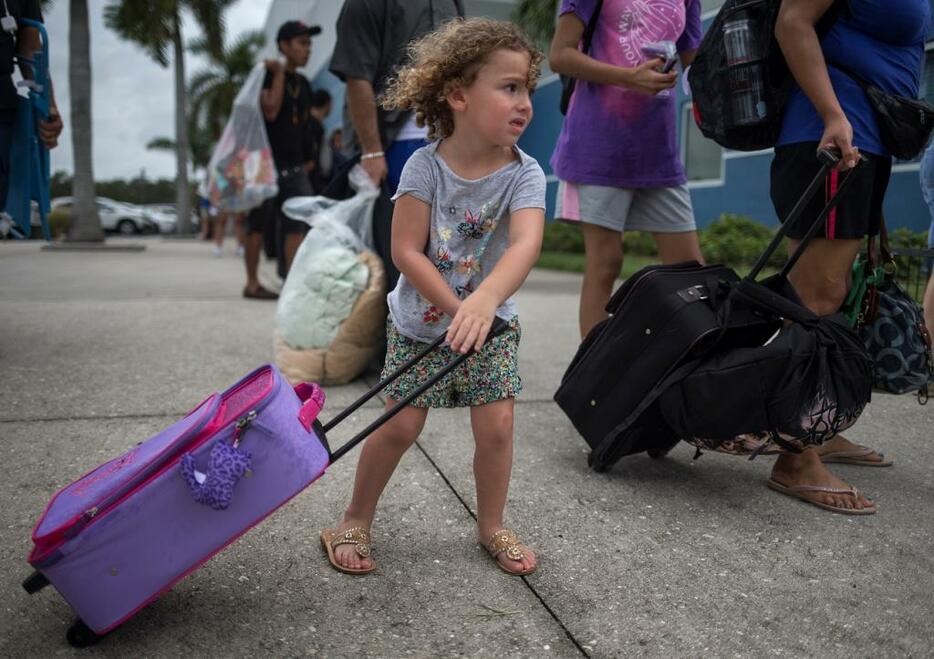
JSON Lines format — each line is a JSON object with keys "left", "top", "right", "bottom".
{"left": 580, "top": 0, "right": 604, "bottom": 55}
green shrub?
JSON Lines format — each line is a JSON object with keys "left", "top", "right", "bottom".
{"left": 888, "top": 227, "right": 928, "bottom": 250}
{"left": 541, "top": 219, "right": 584, "bottom": 253}
{"left": 700, "top": 213, "right": 783, "bottom": 268}
{"left": 542, "top": 221, "right": 659, "bottom": 256}
{"left": 622, "top": 231, "right": 658, "bottom": 256}
{"left": 48, "top": 207, "right": 71, "bottom": 238}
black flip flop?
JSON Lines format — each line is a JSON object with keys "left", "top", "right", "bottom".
{"left": 243, "top": 286, "right": 279, "bottom": 300}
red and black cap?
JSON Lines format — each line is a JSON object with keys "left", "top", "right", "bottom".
{"left": 276, "top": 20, "right": 322, "bottom": 42}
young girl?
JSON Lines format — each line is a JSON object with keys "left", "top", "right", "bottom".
{"left": 320, "top": 18, "right": 546, "bottom": 576}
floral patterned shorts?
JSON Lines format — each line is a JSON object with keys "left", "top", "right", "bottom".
{"left": 382, "top": 316, "right": 522, "bottom": 408}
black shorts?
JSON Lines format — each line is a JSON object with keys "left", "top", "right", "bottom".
{"left": 770, "top": 142, "right": 892, "bottom": 240}
{"left": 246, "top": 168, "right": 312, "bottom": 236}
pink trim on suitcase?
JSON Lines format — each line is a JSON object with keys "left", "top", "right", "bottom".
{"left": 295, "top": 383, "right": 326, "bottom": 432}
{"left": 28, "top": 395, "right": 222, "bottom": 561}
{"left": 29, "top": 368, "right": 278, "bottom": 563}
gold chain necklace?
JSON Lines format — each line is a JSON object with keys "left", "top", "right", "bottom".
{"left": 286, "top": 76, "right": 302, "bottom": 125}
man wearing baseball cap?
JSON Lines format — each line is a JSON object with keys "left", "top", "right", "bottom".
{"left": 242, "top": 20, "right": 322, "bottom": 299}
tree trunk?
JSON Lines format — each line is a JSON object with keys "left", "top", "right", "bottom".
{"left": 172, "top": 10, "right": 192, "bottom": 234}
{"left": 67, "top": 0, "right": 103, "bottom": 242}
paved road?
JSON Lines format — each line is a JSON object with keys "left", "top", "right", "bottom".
{"left": 1, "top": 238, "right": 931, "bottom": 657}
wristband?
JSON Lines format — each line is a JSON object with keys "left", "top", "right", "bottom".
{"left": 360, "top": 151, "right": 385, "bottom": 161}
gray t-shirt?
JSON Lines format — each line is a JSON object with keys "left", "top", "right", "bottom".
{"left": 388, "top": 142, "right": 546, "bottom": 343}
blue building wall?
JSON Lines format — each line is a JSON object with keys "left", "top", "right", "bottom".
{"left": 315, "top": 28, "right": 930, "bottom": 235}
{"left": 522, "top": 37, "right": 931, "bottom": 234}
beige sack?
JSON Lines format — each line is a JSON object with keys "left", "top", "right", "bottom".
{"left": 274, "top": 250, "right": 387, "bottom": 385}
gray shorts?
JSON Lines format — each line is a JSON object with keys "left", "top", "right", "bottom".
{"left": 555, "top": 180, "right": 696, "bottom": 233}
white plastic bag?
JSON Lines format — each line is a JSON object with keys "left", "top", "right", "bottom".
{"left": 202, "top": 64, "right": 278, "bottom": 212}
{"left": 276, "top": 166, "right": 381, "bottom": 349}
{"left": 282, "top": 165, "right": 379, "bottom": 249}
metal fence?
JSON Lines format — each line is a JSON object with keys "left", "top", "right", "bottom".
{"left": 891, "top": 247, "right": 934, "bottom": 302}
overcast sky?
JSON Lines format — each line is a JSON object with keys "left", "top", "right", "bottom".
{"left": 43, "top": 1, "right": 273, "bottom": 181}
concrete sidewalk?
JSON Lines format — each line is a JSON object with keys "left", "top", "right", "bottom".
{"left": 1, "top": 238, "right": 931, "bottom": 657}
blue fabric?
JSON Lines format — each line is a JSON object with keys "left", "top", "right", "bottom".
{"left": 0, "top": 120, "right": 12, "bottom": 211}
{"left": 778, "top": 0, "right": 931, "bottom": 157}
{"left": 386, "top": 138, "right": 429, "bottom": 196}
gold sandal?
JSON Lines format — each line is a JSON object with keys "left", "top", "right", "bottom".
{"left": 320, "top": 527, "right": 376, "bottom": 575}
{"left": 484, "top": 529, "right": 536, "bottom": 576}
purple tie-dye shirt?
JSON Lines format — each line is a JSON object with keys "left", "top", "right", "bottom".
{"left": 550, "top": 0, "right": 702, "bottom": 188}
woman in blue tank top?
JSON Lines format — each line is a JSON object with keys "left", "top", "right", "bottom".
{"left": 766, "top": 0, "right": 931, "bottom": 515}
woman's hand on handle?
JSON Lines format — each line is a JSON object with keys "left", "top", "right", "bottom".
{"left": 819, "top": 112, "right": 860, "bottom": 170}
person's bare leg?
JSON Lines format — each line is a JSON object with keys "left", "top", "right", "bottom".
{"left": 771, "top": 237, "right": 873, "bottom": 510}
{"left": 244, "top": 232, "right": 263, "bottom": 292}
{"left": 471, "top": 398, "right": 536, "bottom": 574}
{"left": 580, "top": 223, "right": 623, "bottom": 339}
{"left": 234, "top": 213, "right": 246, "bottom": 252}
{"left": 652, "top": 230, "right": 705, "bottom": 265}
{"left": 284, "top": 232, "right": 304, "bottom": 274}
{"left": 213, "top": 213, "right": 228, "bottom": 253}
{"left": 331, "top": 401, "right": 429, "bottom": 571}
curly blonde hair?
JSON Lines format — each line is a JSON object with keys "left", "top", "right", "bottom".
{"left": 379, "top": 18, "right": 544, "bottom": 141}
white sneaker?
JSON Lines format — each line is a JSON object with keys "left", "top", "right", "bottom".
{"left": 235, "top": 244, "right": 245, "bottom": 257}
{"left": 212, "top": 245, "right": 223, "bottom": 258}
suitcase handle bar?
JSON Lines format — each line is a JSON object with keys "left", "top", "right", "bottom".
{"left": 326, "top": 316, "right": 509, "bottom": 463}
{"left": 746, "top": 148, "right": 861, "bottom": 282}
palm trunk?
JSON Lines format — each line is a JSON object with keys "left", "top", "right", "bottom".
{"left": 172, "top": 11, "right": 192, "bottom": 234}
{"left": 67, "top": 0, "right": 103, "bottom": 242}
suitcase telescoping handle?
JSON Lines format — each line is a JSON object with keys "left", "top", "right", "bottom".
{"left": 746, "top": 148, "right": 863, "bottom": 283}
{"left": 325, "top": 316, "right": 510, "bottom": 463}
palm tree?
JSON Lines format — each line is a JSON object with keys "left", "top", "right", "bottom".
{"left": 512, "top": 0, "right": 558, "bottom": 50}
{"left": 104, "top": 0, "right": 232, "bottom": 234}
{"left": 187, "top": 29, "right": 265, "bottom": 144}
{"left": 146, "top": 29, "right": 264, "bottom": 194}
{"left": 67, "top": 0, "right": 103, "bottom": 242}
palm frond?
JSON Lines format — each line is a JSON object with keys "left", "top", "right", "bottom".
{"left": 147, "top": 136, "right": 176, "bottom": 151}
{"left": 103, "top": 0, "right": 175, "bottom": 67}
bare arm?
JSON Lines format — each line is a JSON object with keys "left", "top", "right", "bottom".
{"left": 391, "top": 195, "right": 463, "bottom": 318}
{"left": 260, "top": 61, "right": 285, "bottom": 122}
{"left": 679, "top": 49, "right": 696, "bottom": 68}
{"left": 446, "top": 207, "right": 545, "bottom": 353}
{"left": 776, "top": 0, "right": 858, "bottom": 168}
{"left": 345, "top": 78, "right": 387, "bottom": 183}
{"left": 548, "top": 13, "right": 676, "bottom": 95}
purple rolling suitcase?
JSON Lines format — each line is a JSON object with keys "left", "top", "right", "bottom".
{"left": 23, "top": 321, "right": 506, "bottom": 647}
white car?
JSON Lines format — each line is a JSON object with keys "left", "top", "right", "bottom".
{"left": 50, "top": 197, "right": 157, "bottom": 235}
{"left": 142, "top": 204, "right": 177, "bottom": 234}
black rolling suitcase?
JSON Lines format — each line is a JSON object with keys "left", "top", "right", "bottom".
{"left": 554, "top": 261, "right": 775, "bottom": 462}
{"left": 555, "top": 149, "right": 870, "bottom": 471}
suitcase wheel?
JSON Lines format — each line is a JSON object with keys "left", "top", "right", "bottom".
{"left": 587, "top": 452, "right": 610, "bottom": 473}
{"left": 647, "top": 445, "right": 673, "bottom": 460}
{"left": 66, "top": 619, "right": 104, "bottom": 648}
{"left": 21, "top": 571, "right": 50, "bottom": 594}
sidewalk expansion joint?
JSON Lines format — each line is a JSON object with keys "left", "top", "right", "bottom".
{"left": 360, "top": 375, "right": 589, "bottom": 657}
{"left": 0, "top": 412, "right": 186, "bottom": 424}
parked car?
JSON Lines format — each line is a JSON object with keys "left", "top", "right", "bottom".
{"left": 142, "top": 204, "right": 178, "bottom": 234}
{"left": 143, "top": 203, "right": 201, "bottom": 234}
{"left": 49, "top": 197, "right": 157, "bottom": 235}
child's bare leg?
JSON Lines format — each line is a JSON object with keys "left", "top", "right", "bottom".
{"left": 332, "top": 400, "right": 428, "bottom": 570}
{"left": 471, "top": 398, "right": 536, "bottom": 574}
